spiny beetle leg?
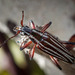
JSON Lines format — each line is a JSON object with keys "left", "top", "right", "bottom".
{"left": 50, "top": 56, "right": 62, "bottom": 70}
{"left": 41, "top": 21, "right": 52, "bottom": 32}
{"left": 21, "top": 11, "right": 24, "bottom": 27}
{"left": 29, "top": 44, "right": 36, "bottom": 60}
{"left": 29, "top": 20, "right": 36, "bottom": 29}
{"left": 20, "top": 41, "right": 32, "bottom": 50}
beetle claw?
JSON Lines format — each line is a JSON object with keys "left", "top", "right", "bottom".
{"left": 50, "top": 56, "right": 62, "bottom": 70}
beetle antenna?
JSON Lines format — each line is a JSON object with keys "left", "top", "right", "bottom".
{"left": 21, "top": 11, "right": 24, "bottom": 27}
{"left": 0, "top": 31, "right": 20, "bottom": 48}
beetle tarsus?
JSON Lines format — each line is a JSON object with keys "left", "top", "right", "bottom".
{"left": 50, "top": 56, "right": 62, "bottom": 70}
{"left": 21, "top": 11, "right": 24, "bottom": 27}
{"left": 41, "top": 21, "right": 52, "bottom": 32}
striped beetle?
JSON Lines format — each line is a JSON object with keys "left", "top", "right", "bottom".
{"left": 0, "top": 11, "right": 75, "bottom": 70}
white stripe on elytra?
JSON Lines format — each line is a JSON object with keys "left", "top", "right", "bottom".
{"left": 33, "top": 30, "right": 48, "bottom": 38}
{"left": 33, "top": 30, "right": 73, "bottom": 60}
{"left": 48, "top": 34, "right": 74, "bottom": 59}
{"left": 33, "top": 29, "right": 73, "bottom": 59}
{"left": 28, "top": 31, "right": 68, "bottom": 61}
{"left": 33, "top": 30, "right": 67, "bottom": 53}
{"left": 44, "top": 40, "right": 72, "bottom": 62}
{"left": 49, "top": 34, "right": 70, "bottom": 53}
{"left": 38, "top": 44, "right": 65, "bottom": 61}
{"left": 38, "top": 42, "right": 68, "bottom": 61}
{"left": 50, "top": 39, "right": 73, "bottom": 59}
{"left": 24, "top": 30, "right": 72, "bottom": 62}
{"left": 32, "top": 30, "right": 73, "bottom": 62}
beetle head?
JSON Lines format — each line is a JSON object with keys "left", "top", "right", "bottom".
{"left": 13, "top": 26, "right": 22, "bottom": 32}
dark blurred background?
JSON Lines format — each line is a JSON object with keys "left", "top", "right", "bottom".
{"left": 0, "top": 0, "right": 75, "bottom": 75}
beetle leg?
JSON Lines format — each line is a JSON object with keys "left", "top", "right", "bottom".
{"left": 41, "top": 21, "right": 52, "bottom": 32}
{"left": 59, "top": 34, "right": 75, "bottom": 45}
{"left": 65, "top": 35, "right": 75, "bottom": 51}
{"left": 29, "top": 20, "right": 36, "bottom": 29}
{"left": 50, "top": 56, "right": 62, "bottom": 70}
{"left": 61, "top": 41, "right": 75, "bottom": 45}
{"left": 29, "top": 44, "right": 36, "bottom": 60}
{"left": 21, "top": 11, "right": 24, "bottom": 27}
{"left": 20, "top": 41, "right": 32, "bottom": 50}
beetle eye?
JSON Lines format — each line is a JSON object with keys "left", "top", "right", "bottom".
{"left": 13, "top": 26, "right": 22, "bottom": 32}
{"left": 25, "top": 26, "right": 29, "bottom": 28}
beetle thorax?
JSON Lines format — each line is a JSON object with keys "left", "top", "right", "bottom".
{"left": 21, "top": 26, "right": 32, "bottom": 36}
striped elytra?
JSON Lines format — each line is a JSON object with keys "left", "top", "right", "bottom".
{"left": 29, "top": 29, "right": 75, "bottom": 63}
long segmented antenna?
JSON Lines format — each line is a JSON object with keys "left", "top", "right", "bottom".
{"left": 21, "top": 11, "right": 24, "bottom": 27}
{"left": 0, "top": 31, "right": 20, "bottom": 48}
{"left": 0, "top": 11, "right": 24, "bottom": 48}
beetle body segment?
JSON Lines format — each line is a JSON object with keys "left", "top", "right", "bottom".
{"left": 21, "top": 26, "right": 32, "bottom": 35}
{"left": 25, "top": 29, "right": 75, "bottom": 63}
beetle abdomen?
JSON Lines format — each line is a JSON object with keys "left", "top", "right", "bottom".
{"left": 29, "top": 29, "right": 75, "bottom": 63}
{"left": 37, "top": 32, "right": 75, "bottom": 63}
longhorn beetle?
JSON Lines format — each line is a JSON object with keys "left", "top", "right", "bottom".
{"left": 0, "top": 11, "right": 75, "bottom": 70}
